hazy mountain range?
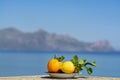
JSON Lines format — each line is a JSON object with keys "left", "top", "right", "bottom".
{"left": 0, "top": 28, "right": 115, "bottom": 52}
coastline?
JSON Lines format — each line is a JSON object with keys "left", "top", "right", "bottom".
{"left": 0, "top": 75, "right": 120, "bottom": 80}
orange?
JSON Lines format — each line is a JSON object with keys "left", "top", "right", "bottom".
{"left": 59, "top": 62, "right": 63, "bottom": 69}
{"left": 47, "top": 58, "right": 62, "bottom": 73}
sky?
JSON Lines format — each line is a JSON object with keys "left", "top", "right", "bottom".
{"left": 0, "top": 0, "right": 120, "bottom": 50}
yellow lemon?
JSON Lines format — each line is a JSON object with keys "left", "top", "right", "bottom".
{"left": 61, "top": 61, "right": 75, "bottom": 73}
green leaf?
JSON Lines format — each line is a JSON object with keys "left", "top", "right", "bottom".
{"left": 71, "top": 59, "right": 75, "bottom": 64}
{"left": 54, "top": 54, "right": 57, "bottom": 59}
{"left": 73, "top": 55, "right": 78, "bottom": 62}
{"left": 71, "top": 55, "right": 79, "bottom": 66}
{"left": 78, "top": 64, "right": 84, "bottom": 70}
{"left": 79, "top": 59, "right": 86, "bottom": 65}
{"left": 58, "top": 56, "right": 64, "bottom": 62}
{"left": 91, "top": 62, "right": 97, "bottom": 67}
{"left": 86, "top": 67, "right": 93, "bottom": 75}
{"left": 85, "top": 62, "right": 97, "bottom": 67}
{"left": 71, "top": 55, "right": 96, "bottom": 75}
{"left": 54, "top": 55, "right": 64, "bottom": 62}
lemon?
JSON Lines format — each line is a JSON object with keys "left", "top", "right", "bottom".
{"left": 61, "top": 61, "right": 75, "bottom": 73}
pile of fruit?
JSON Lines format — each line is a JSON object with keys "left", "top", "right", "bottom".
{"left": 47, "top": 55, "right": 96, "bottom": 74}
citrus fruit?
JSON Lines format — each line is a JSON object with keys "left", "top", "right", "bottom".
{"left": 59, "top": 62, "right": 63, "bottom": 69}
{"left": 47, "top": 58, "right": 61, "bottom": 73}
{"left": 61, "top": 61, "right": 75, "bottom": 73}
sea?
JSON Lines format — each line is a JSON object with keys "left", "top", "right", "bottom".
{"left": 0, "top": 51, "right": 120, "bottom": 78}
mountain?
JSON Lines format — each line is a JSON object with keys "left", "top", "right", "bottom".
{"left": 0, "top": 28, "right": 114, "bottom": 52}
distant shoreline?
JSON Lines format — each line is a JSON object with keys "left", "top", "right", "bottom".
{"left": 0, "top": 28, "right": 115, "bottom": 52}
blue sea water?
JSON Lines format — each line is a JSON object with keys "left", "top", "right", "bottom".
{"left": 0, "top": 51, "right": 120, "bottom": 78}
